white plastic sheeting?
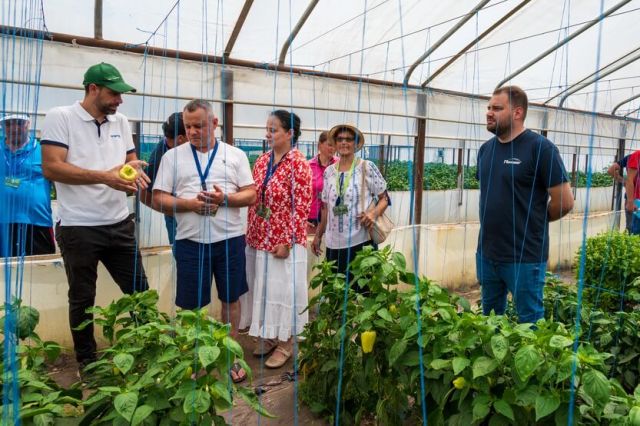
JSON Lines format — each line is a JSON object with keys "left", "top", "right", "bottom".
{"left": 14, "top": 0, "right": 640, "bottom": 116}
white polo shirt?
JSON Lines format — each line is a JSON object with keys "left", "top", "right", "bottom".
{"left": 153, "top": 140, "right": 254, "bottom": 244}
{"left": 41, "top": 101, "right": 135, "bottom": 226}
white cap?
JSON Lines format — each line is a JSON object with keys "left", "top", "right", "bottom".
{"left": 0, "top": 114, "right": 30, "bottom": 122}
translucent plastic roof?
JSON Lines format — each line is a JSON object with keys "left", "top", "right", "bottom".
{"left": 12, "top": 0, "right": 640, "bottom": 116}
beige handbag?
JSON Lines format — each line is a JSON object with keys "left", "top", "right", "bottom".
{"left": 360, "top": 160, "right": 394, "bottom": 244}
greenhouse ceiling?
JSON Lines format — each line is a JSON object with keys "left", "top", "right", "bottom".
{"left": 5, "top": 0, "right": 640, "bottom": 117}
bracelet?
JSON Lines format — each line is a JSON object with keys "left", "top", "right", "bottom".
{"left": 221, "top": 193, "right": 228, "bottom": 207}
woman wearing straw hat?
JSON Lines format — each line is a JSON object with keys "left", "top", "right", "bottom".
{"left": 311, "top": 124, "right": 389, "bottom": 292}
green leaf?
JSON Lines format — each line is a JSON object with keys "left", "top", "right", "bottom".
{"left": 131, "top": 404, "right": 154, "bottom": 426}
{"left": 493, "top": 399, "right": 514, "bottom": 421}
{"left": 472, "top": 356, "right": 499, "bottom": 379}
{"left": 629, "top": 406, "right": 640, "bottom": 426}
{"left": 491, "top": 335, "right": 508, "bottom": 361}
{"left": 114, "top": 392, "right": 138, "bottom": 422}
{"left": 376, "top": 308, "right": 393, "bottom": 322}
{"left": 452, "top": 357, "right": 470, "bottom": 375}
{"left": 472, "top": 395, "right": 491, "bottom": 422}
{"left": 389, "top": 339, "right": 407, "bottom": 367}
{"left": 113, "top": 353, "right": 135, "bottom": 375}
{"left": 514, "top": 345, "right": 543, "bottom": 381}
{"left": 237, "top": 386, "right": 276, "bottom": 418}
{"left": 535, "top": 394, "right": 560, "bottom": 421}
{"left": 582, "top": 369, "right": 610, "bottom": 407}
{"left": 33, "top": 413, "right": 54, "bottom": 426}
{"left": 183, "top": 390, "right": 210, "bottom": 414}
{"left": 198, "top": 346, "right": 221, "bottom": 368}
{"left": 430, "top": 359, "right": 451, "bottom": 370}
{"left": 222, "top": 337, "right": 243, "bottom": 358}
{"left": 549, "top": 335, "right": 573, "bottom": 349}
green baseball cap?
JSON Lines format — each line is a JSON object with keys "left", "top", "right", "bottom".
{"left": 83, "top": 62, "right": 136, "bottom": 93}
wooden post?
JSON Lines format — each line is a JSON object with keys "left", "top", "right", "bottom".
{"left": 613, "top": 123, "right": 627, "bottom": 230}
{"left": 221, "top": 69, "right": 234, "bottom": 145}
{"left": 413, "top": 93, "right": 427, "bottom": 226}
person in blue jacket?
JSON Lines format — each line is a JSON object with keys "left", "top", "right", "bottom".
{"left": 0, "top": 114, "right": 54, "bottom": 257}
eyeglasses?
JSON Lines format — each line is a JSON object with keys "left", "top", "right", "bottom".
{"left": 335, "top": 137, "right": 355, "bottom": 142}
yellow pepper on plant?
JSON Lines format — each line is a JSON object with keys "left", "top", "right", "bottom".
{"left": 452, "top": 376, "right": 466, "bottom": 389}
{"left": 361, "top": 330, "right": 377, "bottom": 353}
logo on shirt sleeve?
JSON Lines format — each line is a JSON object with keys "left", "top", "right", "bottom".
{"left": 504, "top": 158, "right": 522, "bottom": 165}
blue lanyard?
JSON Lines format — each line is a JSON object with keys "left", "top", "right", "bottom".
{"left": 261, "top": 150, "right": 288, "bottom": 203}
{"left": 190, "top": 142, "right": 219, "bottom": 191}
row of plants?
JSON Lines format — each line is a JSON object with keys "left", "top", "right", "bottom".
{"left": 0, "top": 291, "right": 271, "bottom": 425}
{"left": 383, "top": 161, "right": 613, "bottom": 192}
{"left": 299, "top": 245, "right": 640, "bottom": 425}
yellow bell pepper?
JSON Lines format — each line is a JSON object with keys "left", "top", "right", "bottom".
{"left": 119, "top": 164, "right": 138, "bottom": 181}
{"left": 361, "top": 330, "right": 377, "bottom": 353}
{"left": 452, "top": 377, "right": 466, "bottom": 389}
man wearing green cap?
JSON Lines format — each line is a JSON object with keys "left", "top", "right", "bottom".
{"left": 41, "top": 62, "right": 149, "bottom": 372}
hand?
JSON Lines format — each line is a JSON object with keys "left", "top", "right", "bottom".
{"left": 127, "top": 160, "right": 151, "bottom": 190}
{"left": 188, "top": 198, "right": 218, "bottom": 216}
{"left": 626, "top": 199, "right": 636, "bottom": 213}
{"left": 306, "top": 222, "right": 317, "bottom": 235}
{"left": 312, "top": 236, "right": 323, "bottom": 256}
{"left": 198, "top": 184, "right": 225, "bottom": 205}
{"left": 271, "top": 244, "right": 290, "bottom": 259}
{"left": 358, "top": 210, "right": 376, "bottom": 230}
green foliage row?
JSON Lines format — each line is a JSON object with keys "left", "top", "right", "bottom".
{"left": 384, "top": 161, "right": 613, "bottom": 192}
{"left": 575, "top": 231, "right": 640, "bottom": 312}
{"left": 300, "top": 248, "right": 640, "bottom": 425}
{"left": 0, "top": 292, "right": 270, "bottom": 425}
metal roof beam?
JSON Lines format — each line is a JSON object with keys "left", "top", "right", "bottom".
{"left": 495, "top": 0, "right": 632, "bottom": 89}
{"left": 278, "top": 0, "right": 319, "bottom": 65}
{"left": 223, "top": 0, "right": 254, "bottom": 60}
{"left": 403, "top": 0, "right": 491, "bottom": 87}
{"left": 554, "top": 48, "right": 640, "bottom": 108}
{"left": 612, "top": 92, "right": 640, "bottom": 115}
{"left": 422, "top": 0, "right": 530, "bottom": 88}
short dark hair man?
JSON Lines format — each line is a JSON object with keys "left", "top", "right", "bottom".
{"left": 140, "top": 112, "right": 188, "bottom": 244}
{"left": 0, "top": 114, "right": 55, "bottom": 256}
{"left": 476, "top": 85, "right": 574, "bottom": 323}
{"left": 41, "top": 62, "right": 150, "bottom": 370}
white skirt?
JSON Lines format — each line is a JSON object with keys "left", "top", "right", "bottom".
{"left": 239, "top": 245, "right": 309, "bottom": 342}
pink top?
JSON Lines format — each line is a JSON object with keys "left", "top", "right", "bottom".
{"left": 308, "top": 155, "right": 338, "bottom": 221}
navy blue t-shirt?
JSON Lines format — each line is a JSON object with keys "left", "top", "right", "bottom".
{"left": 146, "top": 139, "right": 170, "bottom": 188}
{"left": 476, "top": 129, "right": 569, "bottom": 263}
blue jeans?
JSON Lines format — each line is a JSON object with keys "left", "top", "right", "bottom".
{"left": 631, "top": 213, "right": 640, "bottom": 235}
{"left": 476, "top": 253, "right": 546, "bottom": 324}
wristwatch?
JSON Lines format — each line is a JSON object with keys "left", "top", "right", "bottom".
{"left": 221, "top": 193, "right": 228, "bottom": 207}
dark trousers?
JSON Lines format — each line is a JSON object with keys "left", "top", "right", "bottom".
{"left": 326, "top": 240, "right": 374, "bottom": 295}
{"left": 0, "top": 223, "right": 55, "bottom": 257}
{"left": 55, "top": 215, "right": 148, "bottom": 364}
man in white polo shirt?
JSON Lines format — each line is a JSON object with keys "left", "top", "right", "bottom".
{"left": 41, "top": 62, "right": 149, "bottom": 369}
{"left": 153, "top": 99, "right": 256, "bottom": 383}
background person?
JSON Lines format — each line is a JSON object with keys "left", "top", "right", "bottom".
{"left": 311, "top": 124, "right": 389, "bottom": 290}
{"left": 140, "top": 112, "right": 187, "bottom": 244}
{"left": 152, "top": 99, "right": 256, "bottom": 383}
{"left": 41, "top": 62, "right": 149, "bottom": 370}
{"left": 241, "top": 109, "right": 312, "bottom": 369}
{"left": 476, "top": 85, "right": 573, "bottom": 324}
{"left": 607, "top": 154, "right": 633, "bottom": 232}
{"left": 307, "top": 130, "right": 336, "bottom": 235}
{"left": 0, "top": 114, "right": 55, "bottom": 257}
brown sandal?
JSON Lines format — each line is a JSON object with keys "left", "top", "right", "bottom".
{"left": 253, "top": 338, "right": 277, "bottom": 357}
{"left": 265, "top": 346, "right": 291, "bottom": 369}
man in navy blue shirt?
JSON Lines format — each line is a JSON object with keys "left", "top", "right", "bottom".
{"left": 140, "top": 112, "right": 187, "bottom": 244}
{"left": 476, "top": 86, "right": 574, "bottom": 323}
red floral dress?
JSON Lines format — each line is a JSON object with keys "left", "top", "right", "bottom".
{"left": 246, "top": 149, "right": 312, "bottom": 251}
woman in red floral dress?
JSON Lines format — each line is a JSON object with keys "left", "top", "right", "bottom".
{"left": 240, "top": 110, "right": 312, "bottom": 368}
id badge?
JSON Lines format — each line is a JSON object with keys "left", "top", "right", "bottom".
{"left": 333, "top": 204, "right": 348, "bottom": 216}
{"left": 257, "top": 204, "right": 271, "bottom": 219}
{"left": 4, "top": 177, "right": 21, "bottom": 188}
